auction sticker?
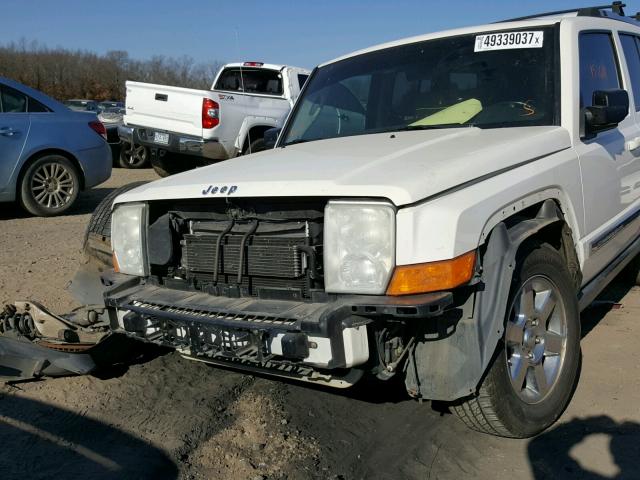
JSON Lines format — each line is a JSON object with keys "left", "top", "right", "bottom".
{"left": 474, "top": 31, "right": 543, "bottom": 52}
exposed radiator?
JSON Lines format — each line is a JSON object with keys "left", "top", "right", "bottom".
{"left": 179, "top": 219, "right": 311, "bottom": 298}
{"left": 182, "top": 234, "right": 305, "bottom": 278}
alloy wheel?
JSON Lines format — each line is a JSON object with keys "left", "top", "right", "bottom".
{"left": 31, "top": 162, "right": 75, "bottom": 209}
{"left": 505, "top": 275, "right": 568, "bottom": 404}
{"left": 124, "top": 143, "right": 147, "bottom": 165}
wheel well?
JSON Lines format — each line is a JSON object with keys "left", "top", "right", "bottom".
{"left": 242, "top": 125, "right": 272, "bottom": 152}
{"left": 486, "top": 199, "right": 582, "bottom": 291}
{"left": 17, "top": 149, "right": 86, "bottom": 197}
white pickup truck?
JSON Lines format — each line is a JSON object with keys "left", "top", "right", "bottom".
{"left": 118, "top": 62, "right": 310, "bottom": 176}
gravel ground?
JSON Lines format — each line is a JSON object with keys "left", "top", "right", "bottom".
{"left": 1, "top": 167, "right": 639, "bottom": 479}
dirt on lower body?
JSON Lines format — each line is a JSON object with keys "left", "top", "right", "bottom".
{"left": 1, "top": 168, "right": 640, "bottom": 480}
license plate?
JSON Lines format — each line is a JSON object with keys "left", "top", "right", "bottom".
{"left": 154, "top": 131, "right": 169, "bottom": 145}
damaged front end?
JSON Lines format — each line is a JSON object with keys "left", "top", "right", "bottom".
{"left": 0, "top": 301, "right": 113, "bottom": 381}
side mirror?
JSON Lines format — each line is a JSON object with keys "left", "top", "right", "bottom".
{"left": 263, "top": 127, "right": 281, "bottom": 149}
{"left": 585, "top": 89, "right": 629, "bottom": 134}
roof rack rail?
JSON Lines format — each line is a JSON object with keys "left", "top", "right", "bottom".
{"left": 498, "top": 2, "right": 639, "bottom": 23}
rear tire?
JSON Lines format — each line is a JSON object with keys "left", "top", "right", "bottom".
{"left": 20, "top": 155, "right": 80, "bottom": 217}
{"left": 452, "top": 243, "right": 581, "bottom": 438}
{"left": 118, "top": 142, "right": 149, "bottom": 169}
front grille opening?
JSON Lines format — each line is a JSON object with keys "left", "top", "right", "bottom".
{"left": 130, "top": 300, "right": 298, "bottom": 325}
{"left": 147, "top": 199, "right": 326, "bottom": 301}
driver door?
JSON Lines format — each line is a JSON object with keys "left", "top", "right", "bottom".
{"left": 0, "top": 84, "right": 31, "bottom": 196}
{"left": 576, "top": 31, "right": 640, "bottom": 282}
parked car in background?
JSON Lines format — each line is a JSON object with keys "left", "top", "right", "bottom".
{"left": 0, "top": 77, "right": 111, "bottom": 216}
{"left": 96, "top": 101, "right": 148, "bottom": 168}
{"left": 64, "top": 99, "right": 99, "bottom": 112}
{"left": 120, "top": 62, "right": 310, "bottom": 176}
{"left": 98, "top": 101, "right": 124, "bottom": 112}
{"left": 97, "top": 104, "right": 124, "bottom": 144}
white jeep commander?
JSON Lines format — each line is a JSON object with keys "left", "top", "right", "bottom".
{"left": 97, "top": 3, "right": 640, "bottom": 437}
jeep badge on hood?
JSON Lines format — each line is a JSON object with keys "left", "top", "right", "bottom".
{"left": 202, "top": 185, "right": 238, "bottom": 195}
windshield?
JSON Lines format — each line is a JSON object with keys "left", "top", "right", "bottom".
{"left": 282, "top": 27, "right": 557, "bottom": 146}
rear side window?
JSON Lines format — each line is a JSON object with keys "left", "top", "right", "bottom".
{"left": 620, "top": 33, "right": 640, "bottom": 111}
{"left": 0, "top": 85, "right": 28, "bottom": 113}
{"left": 0, "top": 85, "right": 49, "bottom": 113}
{"left": 28, "top": 98, "right": 50, "bottom": 113}
{"left": 297, "top": 74, "right": 309, "bottom": 90}
{"left": 215, "top": 68, "right": 283, "bottom": 95}
{"left": 579, "top": 32, "right": 621, "bottom": 109}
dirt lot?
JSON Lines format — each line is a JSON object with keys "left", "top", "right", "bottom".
{"left": 1, "top": 168, "right": 639, "bottom": 479}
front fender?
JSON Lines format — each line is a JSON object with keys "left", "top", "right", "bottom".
{"left": 404, "top": 200, "right": 564, "bottom": 401}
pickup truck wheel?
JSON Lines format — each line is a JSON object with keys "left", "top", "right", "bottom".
{"left": 83, "top": 181, "right": 148, "bottom": 266}
{"left": 118, "top": 142, "right": 149, "bottom": 169}
{"left": 20, "top": 155, "right": 80, "bottom": 217}
{"left": 452, "top": 243, "right": 581, "bottom": 438}
{"left": 243, "top": 137, "right": 266, "bottom": 155}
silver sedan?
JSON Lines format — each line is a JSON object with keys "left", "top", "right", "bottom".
{"left": 0, "top": 77, "right": 112, "bottom": 216}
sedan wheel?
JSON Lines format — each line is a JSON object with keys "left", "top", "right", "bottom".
{"left": 31, "top": 162, "right": 76, "bottom": 209}
{"left": 20, "top": 155, "right": 80, "bottom": 216}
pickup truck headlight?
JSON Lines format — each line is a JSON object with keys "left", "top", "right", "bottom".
{"left": 324, "top": 201, "right": 395, "bottom": 294}
{"left": 111, "top": 203, "right": 147, "bottom": 276}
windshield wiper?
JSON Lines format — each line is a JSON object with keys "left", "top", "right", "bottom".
{"left": 396, "top": 123, "right": 475, "bottom": 131}
{"left": 282, "top": 138, "right": 314, "bottom": 147}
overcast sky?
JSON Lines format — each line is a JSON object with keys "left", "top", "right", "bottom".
{"left": 3, "top": 0, "right": 640, "bottom": 69}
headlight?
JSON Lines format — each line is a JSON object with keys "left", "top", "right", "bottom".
{"left": 111, "top": 203, "right": 147, "bottom": 276}
{"left": 324, "top": 201, "right": 395, "bottom": 294}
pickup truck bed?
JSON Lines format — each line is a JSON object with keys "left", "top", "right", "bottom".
{"left": 121, "top": 63, "right": 310, "bottom": 175}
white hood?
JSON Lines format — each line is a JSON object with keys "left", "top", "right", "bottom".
{"left": 116, "top": 126, "right": 571, "bottom": 207}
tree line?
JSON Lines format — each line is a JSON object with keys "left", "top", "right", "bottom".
{"left": 0, "top": 40, "right": 223, "bottom": 101}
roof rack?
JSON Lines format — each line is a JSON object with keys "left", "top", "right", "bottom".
{"left": 499, "top": 2, "right": 640, "bottom": 24}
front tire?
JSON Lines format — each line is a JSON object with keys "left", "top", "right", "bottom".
{"left": 452, "top": 243, "right": 581, "bottom": 438}
{"left": 242, "top": 137, "right": 266, "bottom": 155}
{"left": 20, "top": 155, "right": 80, "bottom": 217}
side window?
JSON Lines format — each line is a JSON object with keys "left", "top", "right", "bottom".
{"left": 0, "top": 85, "right": 28, "bottom": 113}
{"left": 620, "top": 34, "right": 640, "bottom": 111}
{"left": 28, "top": 98, "right": 50, "bottom": 113}
{"left": 579, "top": 32, "right": 621, "bottom": 109}
{"left": 297, "top": 74, "right": 309, "bottom": 90}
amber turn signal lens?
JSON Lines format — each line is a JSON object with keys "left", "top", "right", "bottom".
{"left": 112, "top": 252, "right": 120, "bottom": 273}
{"left": 386, "top": 250, "right": 477, "bottom": 296}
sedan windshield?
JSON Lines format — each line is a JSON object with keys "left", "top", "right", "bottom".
{"left": 282, "top": 27, "right": 557, "bottom": 146}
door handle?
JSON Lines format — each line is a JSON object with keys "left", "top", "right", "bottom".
{"left": 0, "top": 127, "right": 16, "bottom": 137}
{"left": 626, "top": 136, "right": 640, "bottom": 151}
